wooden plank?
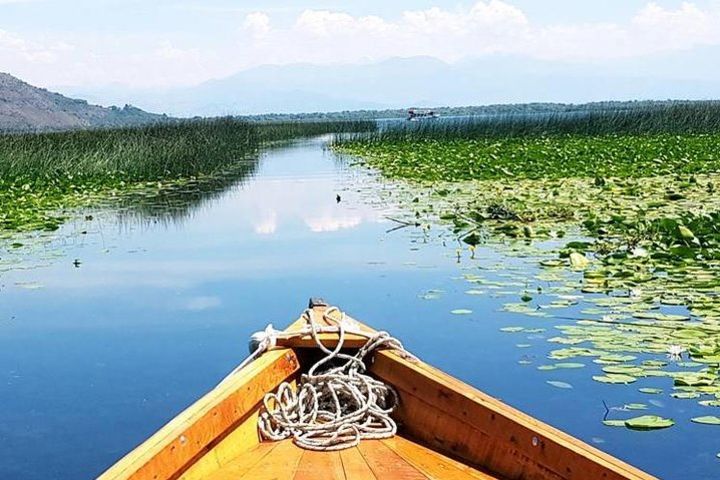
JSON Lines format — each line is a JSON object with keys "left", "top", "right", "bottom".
{"left": 201, "top": 442, "right": 278, "bottom": 480}
{"left": 369, "top": 349, "right": 656, "bottom": 480}
{"left": 383, "top": 436, "right": 499, "bottom": 480}
{"left": 358, "top": 441, "right": 428, "bottom": 480}
{"left": 278, "top": 333, "right": 369, "bottom": 349}
{"left": 235, "top": 440, "right": 305, "bottom": 480}
{"left": 98, "top": 349, "right": 301, "bottom": 480}
{"left": 339, "top": 448, "right": 378, "bottom": 480}
{"left": 179, "top": 409, "right": 263, "bottom": 479}
{"left": 294, "top": 449, "right": 346, "bottom": 480}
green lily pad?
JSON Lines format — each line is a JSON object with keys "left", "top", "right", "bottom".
{"left": 500, "top": 326, "right": 524, "bottom": 333}
{"left": 639, "top": 388, "right": 663, "bottom": 394}
{"left": 602, "top": 419, "right": 626, "bottom": 427}
{"left": 569, "top": 252, "right": 590, "bottom": 269}
{"left": 450, "top": 309, "right": 473, "bottom": 315}
{"left": 671, "top": 392, "right": 700, "bottom": 399}
{"left": 593, "top": 374, "right": 637, "bottom": 384}
{"left": 625, "top": 415, "right": 675, "bottom": 430}
{"left": 554, "top": 362, "right": 585, "bottom": 369}
{"left": 691, "top": 416, "right": 720, "bottom": 425}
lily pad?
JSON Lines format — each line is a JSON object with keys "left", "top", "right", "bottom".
{"left": 569, "top": 252, "right": 590, "bottom": 269}
{"left": 691, "top": 416, "right": 720, "bottom": 425}
{"left": 554, "top": 362, "right": 585, "bottom": 369}
{"left": 450, "top": 309, "right": 473, "bottom": 315}
{"left": 625, "top": 415, "right": 675, "bottom": 430}
{"left": 602, "top": 419, "right": 626, "bottom": 427}
{"left": 593, "top": 374, "right": 637, "bottom": 384}
{"left": 671, "top": 392, "right": 700, "bottom": 399}
{"left": 500, "top": 326, "right": 524, "bottom": 333}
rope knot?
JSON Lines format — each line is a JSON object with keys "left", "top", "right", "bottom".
{"left": 248, "top": 323, "right": 277, "bottom": 354}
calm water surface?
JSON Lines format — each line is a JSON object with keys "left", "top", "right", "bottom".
{"left": 0, "top": 138, "right": 717, "bottom": 479}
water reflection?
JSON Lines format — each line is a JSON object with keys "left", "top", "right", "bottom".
{"left": 112, "top": 157, "right": 260, "bottom": 228}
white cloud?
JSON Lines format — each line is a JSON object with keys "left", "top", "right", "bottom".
{"left": 238, "top": 1, "right": 720, "bottom": 65}
{"left": 4, "top": 1, "right": 720, "bottom": 87}
{"left": 630, "top": 1, "right": 720, "bottom": 52}
{"left": 243, "top": 12, "right": 271, "bottom": 38}
{"left": 0, "top": 29, "right": 67, "bottom": 64}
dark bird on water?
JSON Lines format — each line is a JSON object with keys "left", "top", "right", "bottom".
{"left": 336, "top": 194, "right": 341, "bottom": 203}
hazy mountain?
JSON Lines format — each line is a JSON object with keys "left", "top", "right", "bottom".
{"left": 0, "top": 73, "right": 165, "bottom": 131}
{"left": 56, "top": 50, "right": 720, "bottom": 117}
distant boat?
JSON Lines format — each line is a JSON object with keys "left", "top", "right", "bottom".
{"left": 98, "top": 299, "right": 656, "bottom": 480}
{"left": 407, "top": 108, "right": 439, "bottom": 121}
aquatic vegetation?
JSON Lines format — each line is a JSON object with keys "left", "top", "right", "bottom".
{"left": 338, "top": 112, "right": 720, "bottom": 431}
{"left": 344, "top": 102, "right": 720, "bottom": 140}
{"left": 1, "top": 118, "right": 258, "bottom": 183}
{"left": 0, "top": 118, "right": 259, "bottom": 233}
{"left": 337, "top": 134, "right": 720, "bottom": 182}
{"left": 624, "top": 415, "right": 675, "bottom": 430}
{"left": 0, "top": 118, "right": 376, "bottom": 234}
{"left": 257, "top": 120, "right": 376, "bottom": 142}
{"left": 691, "top": 416, "right": 720, "bottom": 425}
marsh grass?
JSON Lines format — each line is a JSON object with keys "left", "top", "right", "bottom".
{"left": 0, "top": 118, "right": 377, "bottom": 232}
{"left": 257, "top": 120, "right": 376, "bottom": 142}
{"left": 344, "top": 102, "right": 720, "bottom": 142}
{"left": 0, "top": 117, "right": 259, "bottom": 186}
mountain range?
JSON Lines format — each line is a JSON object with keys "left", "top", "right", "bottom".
{"left": 4, "top": 47, "right": 720, "bottom": 129}
{"left": 55, "top": 49, "right": 720, "bottom": 117}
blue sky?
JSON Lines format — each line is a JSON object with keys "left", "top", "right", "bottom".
{"left": 2, "top": 0, "right": 720, "bottom": 88}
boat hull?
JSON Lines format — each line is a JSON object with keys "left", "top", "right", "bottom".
{"left": 98, "top": 306, "right": 655, "bottom": 480}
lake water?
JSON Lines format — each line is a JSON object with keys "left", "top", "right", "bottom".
{"left": 1, "top": 137, "right": 717, "bottom": 479}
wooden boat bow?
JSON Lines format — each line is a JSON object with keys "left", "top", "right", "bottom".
{"left": 98, "top": 302, "right": 656, "bottom": 480}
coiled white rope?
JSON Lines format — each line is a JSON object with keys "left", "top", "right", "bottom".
{"left": 247, "top": 306, "right": 411, "bottom": 451}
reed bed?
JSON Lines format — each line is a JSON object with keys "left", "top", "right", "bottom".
{"left": 257, "top": 120, "right": 376, "bottom": 142}
{"left": 0, "top": 118, "right": 259, "bottom": 186}
{"left": 0, "top": 118, "right": 376, "bottom": 187}
{"left": 0, "top": 117, "right": 377, "bottom": 232}
{"left": 341, "top": 102, "right": 720, "bottom": 143}
{"left": 336, "top": 103, "right": 720, "bottom": 182}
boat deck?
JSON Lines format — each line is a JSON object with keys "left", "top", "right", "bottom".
{"left": 204, "top": 435, "right": 501, "bottom": 480}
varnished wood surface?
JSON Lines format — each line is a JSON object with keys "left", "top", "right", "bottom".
{"left": 369, "top": 348, "right": 656, "bottom": 480}
{"left": 205, "top": 436, "right": 501, "bottom": 480}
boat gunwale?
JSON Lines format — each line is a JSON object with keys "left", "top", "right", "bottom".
{"left": 97, "top": 306, "right": 657, "bottom": 480}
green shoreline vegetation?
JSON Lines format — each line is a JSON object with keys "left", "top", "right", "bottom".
{"left": 336, "top": 104, "right": 720, "bottom": 428}
{"left": 0, "top": 118, "right": 375, "bottom": 234}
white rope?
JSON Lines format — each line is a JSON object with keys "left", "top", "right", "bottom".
{"left": 250, "top": 306, "right": 412, "bottom": 451}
